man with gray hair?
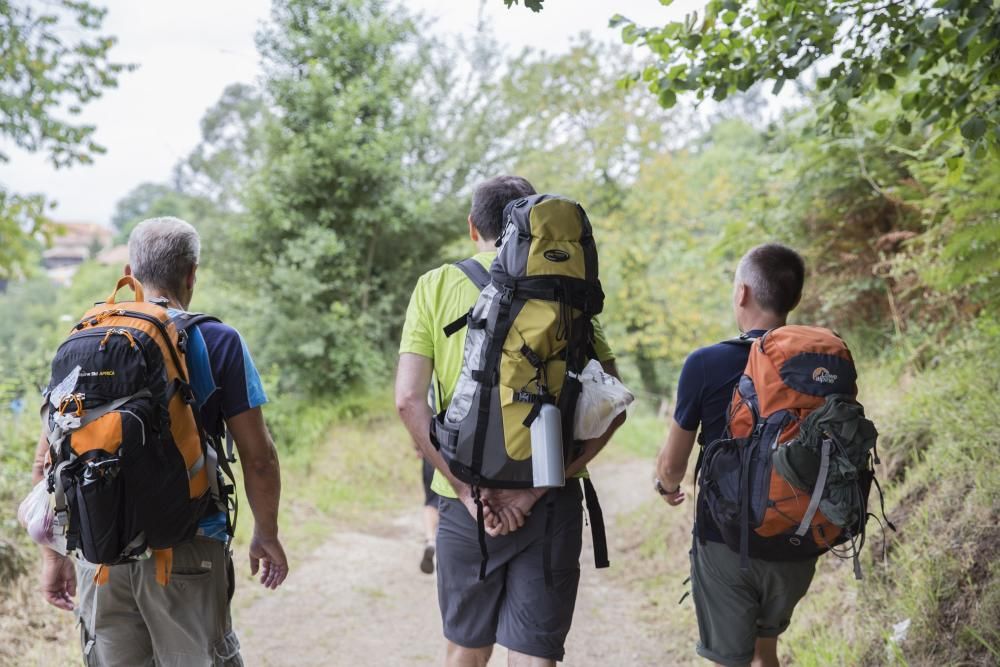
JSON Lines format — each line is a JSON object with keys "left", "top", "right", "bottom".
{"left": 33, "top": 216, "right": 288, "bottom": 666}
{"left": 654, "top": 243, "right": 810, "bottom": 667}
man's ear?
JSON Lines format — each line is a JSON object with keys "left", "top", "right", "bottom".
{"left": 736, "top": 282, "right": 751, "bottom": 308}
{"left": 468, "top": 215, "right": 480, "bottom": 243}
{"left": 124, "top": 264, "right": 132, "bottom": 277}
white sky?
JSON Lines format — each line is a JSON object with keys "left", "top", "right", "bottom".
{"left": 0, "top": 0, "right": 702, "bottom": 225}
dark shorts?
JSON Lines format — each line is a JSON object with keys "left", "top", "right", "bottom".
{"left": 690, "top": 540, "right": 817, "bottom": 667}
{"left": 422, "top": 459, "right": 439, "bottom": 507}
{"left": 436, "top": 483, "right": 583, "bottom": 661}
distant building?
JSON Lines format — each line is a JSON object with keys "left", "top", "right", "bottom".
{"left": 97, "top": 244, "right": 130, "bottom": 269}
{"left": 42, "top": 222, "right": 114, "bottom": 285}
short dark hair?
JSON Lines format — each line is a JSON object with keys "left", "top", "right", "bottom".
{"left": 470, "top": 175, "right": 536, "bottom": 242}
{"left": 736, "top": 243, "right": 806, "bottom": 315}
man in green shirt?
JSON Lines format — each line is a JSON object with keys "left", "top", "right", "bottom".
{"left": 396, "top": 175, "right": 622, "bottom": 666}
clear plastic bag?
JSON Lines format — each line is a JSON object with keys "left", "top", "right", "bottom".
{"left": 574, "top": 359, "right": 635, "bottom": 440}
{"left": 17, "top": 479, "right": 67, "bottom": 555}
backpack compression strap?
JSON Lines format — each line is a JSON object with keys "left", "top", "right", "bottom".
{"left": 443, "top": 259, "right": 492, "bottom": 337}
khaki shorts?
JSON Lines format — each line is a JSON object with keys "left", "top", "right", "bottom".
{"left": 690, "top": 540, "right": 817, "bottom": 667}
{"left": 76, "top": 537, "right": 242, "bottom": 667}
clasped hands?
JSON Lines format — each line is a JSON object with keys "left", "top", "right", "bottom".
{"left": 458, "top": 485, "right": 548, "bottom": 537}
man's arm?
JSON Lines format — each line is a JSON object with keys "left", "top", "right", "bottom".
{"left": 654, "top": 420, "right": 697, "bottom": 506}
{"left": 33, "top": 431, "right": 77, "bottom": 611}
{"left": 394, "top": 353, "right": 506, "bottom": 533}
{"left": 226, "top": 407, "right": 288, "bottom": 589}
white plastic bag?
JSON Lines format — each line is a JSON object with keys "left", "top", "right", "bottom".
{"left": 17, "top": 480, "right": 67, "bottom": 555}
{"left": 574, "top": 359, "right": 635, "bottom": 440}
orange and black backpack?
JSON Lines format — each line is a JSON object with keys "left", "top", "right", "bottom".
{"left": 698, "top": 325, "right": 893, "bottom": 577}
{"left": 42, "top": 276, "right": 233, "bottom": 584}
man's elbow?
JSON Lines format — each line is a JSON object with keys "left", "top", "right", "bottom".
{"left": 244, "top": 447, "right": 280, "bottom": 478}
{"left": 395, "top": 391, "right": 424, "bottom": 421}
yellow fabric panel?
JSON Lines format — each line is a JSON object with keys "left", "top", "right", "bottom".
{"left": 525, "top": 199, "right": 587, "bottom": 279}
{"left": 526, "top": 239, "right": 586, "bottom": 279}
{"left": 528, "top": 198, "right": 584, "bottom": 240}
{"left": 499, "top": 385, "right": 531, "bottom": 461}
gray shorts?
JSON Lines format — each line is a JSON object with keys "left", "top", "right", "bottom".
{"left": 76, "top": 536, "right": 242, "bottom": 667}
{"left": 690, "top": 540, "right": 817, "bottom": 667}
{"left": 436, "top": 483, "right": 583, "bottom": 661}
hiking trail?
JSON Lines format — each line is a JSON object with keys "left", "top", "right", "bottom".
{"left": 236, "top": 457, "right": 670, "bottom": 666}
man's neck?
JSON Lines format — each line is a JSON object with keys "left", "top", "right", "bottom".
{"left": 743, "top": 314, "right": 786, "bottom": 332}
{"left": 145, "top": 289, "right": 187, "bottom": 311}
{"left": 473, "top": 238, "right": 496, "bottom": 253}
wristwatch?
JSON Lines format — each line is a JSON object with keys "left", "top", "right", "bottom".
{"left": 654, "top": 478, "right": 680, "bottom": 496}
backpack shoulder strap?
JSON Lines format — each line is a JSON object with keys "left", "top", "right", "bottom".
{"left": 720, "top": 335, "right": 755, "bottom": 348}
{"left": 453, "top": 258, "right": 490, "bottom": 291}
{"left": 170, "top": 312, "right": 222, "bottom": 332}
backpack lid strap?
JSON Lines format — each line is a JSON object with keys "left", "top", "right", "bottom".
{"left": 453, "top": 259, "right": 491, "bottom": 290}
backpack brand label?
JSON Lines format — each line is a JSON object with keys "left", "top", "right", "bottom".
{"left": 812, "top": 367, "right": 838, "bottom": 384}
{"left": 79, "top": 370, "right": 116, "bottom": 377}
{"left": 543, "top": 249, "right": 570, "bottom": 262}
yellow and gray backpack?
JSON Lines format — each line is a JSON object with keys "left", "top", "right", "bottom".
{"left": 432, "top": 194, "right": 609, "bottom": 578}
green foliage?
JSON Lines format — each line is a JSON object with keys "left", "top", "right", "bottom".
{"left": 109, "top": 183, "right": 219, "bottom": 241}
{"left": 175, "top": 83, "right": 270, "bottom": 212}
{"left": 784, "top": 313, "right": 1000, "bottom": 666}
{"left": 500, "top": 36, "right": 684, "bottom": 215}
{"left": 600, "top": 120, "right": 761, "bottom": 397}
{"left": 229, "top": 0, "right": 459, "bottom": 396}
{"left": 613, "top": 1, "right": 1000, "bottom": 159}
{"left": 0, "top": 1, "right": 133, "bottom": 278}
{"left": 502, "top": 0, "right": 544, "bottom": 11}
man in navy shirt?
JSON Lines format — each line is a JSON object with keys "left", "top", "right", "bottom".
{"left": 33, "top": 217, "right": 288, "bottom": 666}
{"left": 655, "top": 243, "right": 814, "bottom": 667}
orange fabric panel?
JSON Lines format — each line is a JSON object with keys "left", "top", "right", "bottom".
{"left": 729, "top": 399, "right": 754, "bottom": 438}
{"left": 757, "top": 469, "right": 842, "bottom": 544}
{"left": 70, "top": 412, "right": 123, "bottom": 456}
{"left": 734, "top": 326, "right": 856, "bottom": 439}
{"left": 168, "top": 395, "right": 208, "bottom": 498}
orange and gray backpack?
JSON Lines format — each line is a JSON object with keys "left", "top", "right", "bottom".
{"left": 698, "top": 325, "right": 893, "bottom": 577}
{"left": 42, "top": 276, "right": 233, "bottom": 584}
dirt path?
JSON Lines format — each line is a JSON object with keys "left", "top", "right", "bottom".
{"left": 235, "top": 457, "right": 664, "bottom": 666}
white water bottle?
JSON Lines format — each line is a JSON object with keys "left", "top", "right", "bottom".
{"left": 531, "top": 404, "right": 565, "bottom": 488}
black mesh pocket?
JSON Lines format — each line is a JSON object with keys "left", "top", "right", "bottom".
{"left": 71, "top": 455, "right": 130, "bottom": 564}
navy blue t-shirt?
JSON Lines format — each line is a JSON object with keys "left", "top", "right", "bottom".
{"left": 674, "top": 329, "right": 766, "bottom": 542}
{"left": 170, "top": 310, "right": 268, "bottom": 540}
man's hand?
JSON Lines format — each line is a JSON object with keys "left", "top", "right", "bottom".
{"left": 481, "top": 488, "right": 546, "bottom": 535}
{"left": 660, "top": 485, "right": 687, "bottom": 507}
{"left": 40, "top": 550, "right": 76, "bottom": 611}
{"left": 249, "top": 532, "right": 288, "bottom": 590}
{"left": 655, "top": 420, "right": 697, "bottom": 509}
{"left": 456, "top": 483, "right": 506, "bottom": 536}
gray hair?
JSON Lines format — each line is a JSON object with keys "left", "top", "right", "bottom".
{"left": 128, "top": 217, "right": 201, "bottom": 295}
{"left": 734, "top": 243, "right": 805, "bottom": 315}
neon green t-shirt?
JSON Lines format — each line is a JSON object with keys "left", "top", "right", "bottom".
{"left": 399, "top": 251, "right": 614, "bottom": 498}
